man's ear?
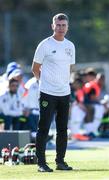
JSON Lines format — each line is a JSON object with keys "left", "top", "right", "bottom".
{"left": 51, "top": 24, "right": 54, "bottom": 30}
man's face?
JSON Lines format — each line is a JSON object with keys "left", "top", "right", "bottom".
{"left": 9, "top": 81, "right": 19, "bottom": 94}
{"left": 52, "top": 19, "right": 68, "bottom": 37}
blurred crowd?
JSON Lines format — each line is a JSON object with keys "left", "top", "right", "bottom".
{"left": 69, "top": 67, "right": 109, "bottom": 140}
{"left": 0, "top": 62, "right": 109, "bottom": 141}
{"left": 0, "top": 62, "right": 39, "bottom": 140}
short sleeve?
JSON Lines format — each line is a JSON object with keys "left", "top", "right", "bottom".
{"left": 70, "top": 43, "right": 75, "bottom": 65}
{"left": 33, "top": 41, "right": 45, "bottom": 64}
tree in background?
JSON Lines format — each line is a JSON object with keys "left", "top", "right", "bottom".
{"left": 0, "top": 0, "right": 109, "bottom": 65}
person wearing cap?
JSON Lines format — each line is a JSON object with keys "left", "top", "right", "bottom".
{"left": 32, "top": 13, "right": 75, "bottom": 172}
{"left": 7, "top": 65, "right": 26, "bottom": 98}
{"left": 0, "top": 61, "right": 20, "bottom": 82}
{"left": 0, "top": 61, "right": 22, "bottom": 96}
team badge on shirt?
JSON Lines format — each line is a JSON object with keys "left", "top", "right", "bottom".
{"left": 42, "top": 101, "right": 48, "bottom": 107}
{"left": 65, "top": 48, "right": 73, "bottom": 57}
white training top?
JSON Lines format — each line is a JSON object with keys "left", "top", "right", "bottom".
{"left": 0, "top": 90, "right": 23, "bottom": 116}
{"left": 33, "top": 36, "right": 75, "bottom": 96}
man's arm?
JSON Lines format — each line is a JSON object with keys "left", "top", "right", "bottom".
{"left": 31, "top": 61, "right": 41, "bottom": 80}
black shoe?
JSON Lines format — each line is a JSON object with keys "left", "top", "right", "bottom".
{"left": 56, "top": 162, "right": 73, "bottom": 170}
{"left": 38, "top": 164, "right": 53, "bottom": 172}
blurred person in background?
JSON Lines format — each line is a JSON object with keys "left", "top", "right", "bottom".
{"left": 69, "top": 76, "right": 90, "bottom": 141}
{"left": 99, "top": 94, "right": 109, "bottom": 137}
{"left": 83, "top": 68, "right": 105, "bottom": 138}
{"left": 0, "top": 78, "right": 24, "bottom": 130}
{"left": 0, "top": 61, "right": 26, "bottom": 98}
{"left": 96, "top": 73, "right": 107, "bottom": 100}
{"left": 32, "top": 13, "right": 75, "bottom": 172}
{"left": 69, "top": 68, "right": 105, "bottom": 140}
{"left": 7, "top": 64, "right": 27, "bottom": 98}
{"left": 0, "top": 114, "right": 5, "bottom": 131}
{"left": 0, "top": 61, "right": 20, "bottom": 95}
{"left": 22, "top": 77, "right": 39, "bottom": 140}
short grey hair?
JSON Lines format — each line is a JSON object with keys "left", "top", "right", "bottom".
{"left": 52, "top": 13, "right": 69, "bottom": 24}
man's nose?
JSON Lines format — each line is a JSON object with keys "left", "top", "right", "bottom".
{"left": 59, "top": 25, "right": 64, "bottom": 29}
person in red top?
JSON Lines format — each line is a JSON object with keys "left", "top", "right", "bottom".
{"left": 69, "top": 77, "right": 90, "bottom": 141}
{"left": 83, "top": 68, "right": 104, "bottom": 138}
{"left": 83, "top": 68, "right": 101, "bottom": 104}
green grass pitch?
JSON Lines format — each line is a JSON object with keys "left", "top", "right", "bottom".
{"left": 0, "top": 148, "right": 109, "bottom": 180}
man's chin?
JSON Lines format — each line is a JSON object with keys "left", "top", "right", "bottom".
{"left": 10, "top": 91, "right": 17, "bottom": 94}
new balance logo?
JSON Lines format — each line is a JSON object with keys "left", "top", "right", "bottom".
{"left": 52, "top": 50, "right": 56, "bottom": 53}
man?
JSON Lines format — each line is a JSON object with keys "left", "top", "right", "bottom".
{"left": 32, "top": 13, "right": 75, "bottom": 172}
{"left": 0, "top": 78, "right": 23, "bottom": 130}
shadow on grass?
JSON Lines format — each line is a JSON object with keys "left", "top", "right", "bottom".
{"left": 74, "top": 168, "right": 109, "bottom": 171}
